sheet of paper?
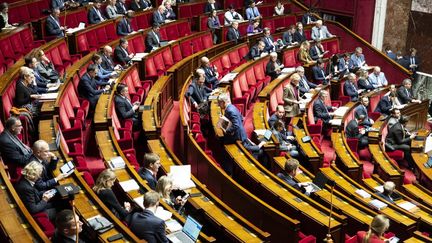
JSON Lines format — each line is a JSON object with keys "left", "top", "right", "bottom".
{"left": 330, "top": 119, "right": 342, "bottom": 126}
{"left": 397, "top": 201, "right": 417, "bottom": 211}
{"left": 134, "top": 196, "right": 144, "bottom": 209}
{"left": 132, "top": 53, "right": 148, "bottom": 61}
{"left": 154, "top": 206, "right": 172, "bottom": 221}
{"left": 281, "top": 67, "right": 296, "bottom": 73}
{"left": 165, "top": 219, "right": 183, "bottom": 233}
{"left": 169, "top": 165, "right": 195, "bottom": 190}
{"left": 39, "top": 93, "right": 58, "bottom": 100}
{"left": 333, "top": 106, "right": 349, "bottom": 117}
{"left": 119, "top": 179, "right": 140, "bottom": 192}
{"left": 355, "top": 189, "right": 371, "bottom": 198}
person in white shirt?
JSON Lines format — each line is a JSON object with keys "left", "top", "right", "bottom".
{"left": 274, "top": 1, "right": 284, "bottom": 16}
{"left": 224, "top": 5, "right": 243, "bottom": 26}
{"left": 311, "top": 20, "right": 334, "bottom": 40}
{"left": 368, "top": 66, "right": 388, "bottom": 88}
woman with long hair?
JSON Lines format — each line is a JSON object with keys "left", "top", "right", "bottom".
{"left": 357, "top": 214, "right": 391, "bottom": 243}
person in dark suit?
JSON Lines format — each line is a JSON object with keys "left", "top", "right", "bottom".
{"left": 31, "top": 140, "right": 66, "bottom": 191}
{"left": 117, "top": 11, "right": 134, "bottom": 36}
{"left": 384, "top": 46, "right": 396, "bottom": 60}
{"left": 52, "top": 209, "right": 86, "bottom": 243}
{"left": 88, "top": 0, "right": 105, "bottom": 24}
{"left": 138, "top": 153, "right": 161, "bottom": 190}
{"left": 344, "top": 73, "right": 359, "bottom": 102}
{"left": 385, "top": 115, "right": 416, "bottom": 169}
{"left": 313, "top": 90, "right": 334, "bottom": 125}
{"left": 145, "top": 23, "right": 162, "bottom": 52}
{"left": 354, "top": 96, "right": 374, "bottom": 127}
{"left": 301, "top": 10, "right": 317, "bottom": 25}
{"left": 93, "top": 169, "right": 131, "bottom": 220}
{"left": 395, "top": 51, "right": 409, "bottom": 69}
{"left": 24, "top": 57, "right": 53, "bottom": 94}
{"left": 78, "top": 64, "right": 110, "bottom": 109}
{"left": 207, "top": 10, "right": 221, "bottom": 44}
{"left": 115, "top": 84, "right": 140, "bottom": 129}
{"left": 46, "top": 8, "right": 65, "bottom": 38}
{"left": 186, "top": 73, "right": 212, "bottom": 108}
{"left": 282, "top": 25, "right": 298, "bottom": 46}
{"left": 115, "top": 0, "right": 128, "bottom": 15}
{"left": 261, "top": 27, "right": 277, "bottom": 53}
{"left": 296, "top": 66, "right": 317, "bottom": 97}
{"left": 376, "top": 181, "right": 396, "bottom": 204}
{"left": 114, "top": 38, "right": 134, "bottom": 65}
{"left": 15, "top": 67, "right": 40, "bottom": 115}
{"left": 312, "top": 59, "right": 331, "bottom": 85}
{"left": 266, "top": 52, "right": 283, "bottom": 80}
{"left": 153, "top": 5, "right": 167, "bottom": 25}
{"left": 357, "top": 70, "right": 374, "bottom": 91}
{"left": 406, "top": 48, "right": 420, "bottom": 72}
{"left": 200, "top": 57, "right": 219, "bottom": 87}
{"left": 100, "top": 46, "right": 118, "bottom": 71}
{"left": 51, "top": 0, "right": 65, "bottom": 10}
{"left": 226, "top": 21, "right": 241, "bottom": 44}
{"left": 277, "top": 158, "right": 308, "bottom": 194}
{"left": 338, "top": 53, "right": 350, "bottom": 76}
{"left": 397, "top": 79, "right": 421, "bottom": 104}
{"left": 309, "top": 39, "right": 326, "bottom": 61}
{"left": 272, "top": 120, "right": 299, "bottom": 157}
{"left": 15, "top": 161, "right": 57, "bottom": 219}
{"left": 129, "top": 191, "right": 169, "bottom": 242}
{"left": 163, "top": 1, "right": 176, "bottom": 20}
{"left": 345, "top": 115, "right": 368, "bottom": 149}
{"left": 247, "top": 40, "right": 265, "bottom": 60}
{"left": 268, "top": 105, "right": 284, "bottom": 129}
{"left": 374, "top": 93, "right": 395, "bottom": 116}
{"left": 217, "top": 93, "right": 247, "bottom": 143}
{"left": 130, "top": 0, "right": 150, "bottom": 11}
{"left": 35, "top": 49, "right": 61, "bottom": 83}
{"left": 293, "top": 22, "right": 307, "bottom": 43}
{"left": 204, "top": 0, "right": 219, "bottom": 13}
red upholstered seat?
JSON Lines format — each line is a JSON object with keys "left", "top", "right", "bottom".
{"left": 201, "top": 33, "right": 213, "bottom": 49}
{"left": 221, "top": 54, "right": 232, "bottom": 73}
{"left": 238, "top": 45, "right": 249, "bottom": 61}
{"left": 131, "top": 35, "right": 146, "bottom": 53}
{"left": 32, "top": 212, "right": 55, "bottom": 238}
{"left": 161, "top": 48, "right": 174, "bottom": 69}
{"left": 254, "top": 62, "right": 271, "bottom": 85}
{"left": 177, "top": 21, "right": 191, "bottom": 37}
{"left": 180, "top": 41, "right": 193, "bottom": 57}
{"left": 238, "top": 74, "right": 256, "bottom": 106}
{"left": 229, "top": 51, "right": 242, "bottom": 68}
{"left": 0, "top": 39, "right": 19, "bottom": 61}
{"left": 283, "top": 50, "right": 297, "bottom": 67}
{"left": 81, "top": 171, "right": 95, "bottom": 187}
{"left": 76, "top": 34, "right": 92, "bottom": 55}
{"left": 145, "top": 57, "right": 158, "bottom": 80}
{"left": 232, "top": 79, "right": 250, "bottom": 114}
{"left": 171, "top": 44, "right": 183, "bottom": 63}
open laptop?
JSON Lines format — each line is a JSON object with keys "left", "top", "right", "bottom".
{"left": 304, "top": 172, "right": 329, "bottom": 193}
{"left": 259, "top": 130, "right": 272, "bottom": 142}
{"left": 48, "top": 130, "right": 61, "bottom": 151}
{"left": 167, "top": 216, "right": 202, "bottom": 243}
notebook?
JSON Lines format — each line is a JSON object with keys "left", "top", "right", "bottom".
{"left": 60, "top": 161, "right": 75, "bottom": 176}
{"left": 167, "top": 216, "right": 202, "bottom": 243}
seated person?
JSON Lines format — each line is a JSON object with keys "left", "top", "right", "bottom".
{"left": 312, "top": 59, "right": 331, "bottom": 85}
{"left": 116, "top": 0, "right": 129, "bottom": 15}
{"left": 208, "top": 10, "right": 221, "bottom": 44}
{"left": 106, "top": 0, "right": 121, "bottom": 19}
{"left": 245, "top": 1, "right": 261, "bottom": 21}
{"left": 145, "top": 23, "right": 162, "bottom": 52}
{"left": 296, "top": 66, "right": 318, "bottom": 97}
{"left": 88, "top": 0, "right": 105, "bottom": 24}
{"left": 395, "top": 51, "right": 409, "bottom": 69}
{"left": 78, "top": 64, "right": 110, "bottom": 109}
{"left": 261, "top": 27, "right": 277, "bottom": 53}
{"left": 15, "top": 67, "right": 41, "bottom": 116}
{"left": 200, "top": 57, "right": 219, "bottom": 87}
{"left": 46, "top": 8, "right": 66, "bottom": 38}
{"left": 375, "top": 85, "right": 404, "bottom": 116}
{"left": 345, "top": 115, "right": 368, "bottom": 149}
{"left": 357, "top": 215, "right": 390, "bottom": 243}
{"left": 268, "top": 105, "right": 294, "bottom": 138}
{"left": 224, "top": 5, "right": 244, "bottom": 26}
{"left": 128, "top": 191, "right": 169, "bottom": 242}
{"left": 311, "top": 20, "right": 334, "bottom": 40}
{"left": 298, "top": 41, "right": 315, "bottom": 65}
{"left": 185, "top": 72, "right": 212, "bottom": 109}
{"left": 301, "top": 9, "right": 317, "bottom": 25}
{"left": 30, "top": 140, "right": 66, "bottom": 191}
{"left": 0, "top": 2, "right": 13, "bottom": 29}
{"left": 15, "top": 162, "right": 57, "bottom": 220}
{"left": 377, "top": 181, "right": 397, "bottom": 204}
{"left": 349, "top": 47, "right": 366, "bottom": 71}
{"left": 226, "top": 21, "right": 241, "bottom": 44}
{"left": 327, "top": 55, "right": 340, "bottom": 77}
{"left": 313, "top": 90, "right": 335, "bottom": 126}
{"left": 368, "top": 66, "right": 388, "bottom": 88}
{"left": 274, "top": 1, "right": 284, "bottom": 16}
{"left": 51, "top": 0, "right": 65, "bottom": 11}
{"left": 282, "top": 25, "right": 298, "bottom": 46}
{"left": 309, "top": 39, "right": 327, "bottom": 61}
{"left": 204, "top": 0, "right": 219, "bottom": 13}
{"left": 387, "top": 108, "right": 401, "bottom": 129}
{"left": 354, "top": 96, "right": 374, "bottom": 127}
{"left": 93, "top": 54, "right": 117, "bottom": 82}
{"left": 272, "top": 120, "right": 299, "bottom": 157}
{"left": 247, "top": 40, "right": 265, "bottom": 60}
{"left": 93, "top": 169, "right": 131, "bottom": 220}
{"left": 156, "top": 176, "right": 186, "bottom": 211}
{"left": 130, "top": 0, "right": 151, "bottom": 11}
{"left": 117, "top": 11, "right": 134, "bottom": 36}
{"left": 114, "top": 38, "right": 134, "bottom": 66}
{"left": 266, "top": 52, "right": 283, "bottom": 80}
{"left": 246, "top": 19, "right": 262, "bottom": 35}
{"left": 163, "top": 1, "right": 176, "bottom": 20}
{"left": 153, "top": 5, "right": 168, "bottom": 25}
{"left": 277, "top": 158, "right": 310, "bottom": 195}
{"left": 384, "top": 46, "right": 396, "bottom": 60}
{"left": 138, "top": 153, "right": 161, "bottom": 190}
{"left": 35, "top": 49, "right": 61, "bottom": 83}
{"left": 337, "top": 53, "right": 350, "bottom": 76}
{"left": 357, "top": 69, "right": 374, "bottom": 91}
{"left": 344, "top": 73, "right": 359, "bottom": 102}
{"left": 52, "top": 209, "right": 86, "bottom": 243}
{"left": 24, "top": 57, "right": 55, "bottom": 94}
{"left": 293, "top": 22, "right": 307, "bottom": 43}
{"left": 100, "top": 46, "right": 120, "bottom": 72}
{"left": 115, "top": 84, "right": 141, "bottom": 129}
{"left": 386, "top": 115, "right": 417, "bottom": 170}
{"left": 397, "top": 79, "right": 421, "bottom": 104}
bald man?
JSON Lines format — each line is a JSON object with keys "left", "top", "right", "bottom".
{"left": 368, "top": 66, "right": 388, "bottom": 88}
{"left": 101, "top": 46, "right": 116, "bottom": 71}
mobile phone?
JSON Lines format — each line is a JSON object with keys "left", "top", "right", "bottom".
{"left": 107, "top": 233, "right": 123, "bottom": 242}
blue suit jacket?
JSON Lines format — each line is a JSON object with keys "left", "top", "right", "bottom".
{"left": 202, "top": 65, "right": 218, "bottom": 85}
{"left": 153, "top": 11, "right": 166, "bottom": 25}
{"left": 129, "top": 210, "right": 169, "bottom": 243}
{"left": 88, "top": 7, "right": 105, "bottom": 24}
{"left": 117, "top": 18, "right": 133, "bottom": 36}
{"left": 298, "top": 75, "right": 317, "bottom": 96}
{"left": 309, "top": 45, "right": 323, "bottom": 60}
{"left": 337, "top": 57, "right": 349, "bottom": 75}
{"left": 46, "top": 15, "right": 64, "bottom": 37}
{"left": 138, "top": 167, "right": 157, "bottom": 190}
{"left": 313, "top": 98, "right": 332, "bottom": 124}
{"left": 357, "top": 78, "right": 374, "bottom": 91}
{"left": 349, "top": 53, "right": 365, "bottom": 69}
{"left": 344, "top": 81, "right": 358, "bottom": 101}
{"left": 312, "top": 65, "right": 327, "bottom": 84}
{"left": 354, "top": 105, "right": 372, "bottom": 126}
{"left": 386, "top": 51, "right": 396, "bottom": 60}
{"left": 262, "top": 36, "right": 275, "bottom": 53}
{"left": 224, "top": 104, "right": 247, "bottom": 142}
{"left": 374, "top": 95, "right": 392, "bottom": 115}
{"left": 78, "top": 73, "right": 104, "bottom": 108}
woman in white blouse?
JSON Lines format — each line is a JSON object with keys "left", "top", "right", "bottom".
{"left": 274, "top": 1, "right": 284, "bottom": 16}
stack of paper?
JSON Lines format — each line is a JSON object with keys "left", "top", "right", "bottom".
{"left": 132, "top": 53, "right": 148, "bottom": 61}
{"left": 330, "top": 119, "right": 342, "bottom": 126}
{"left": 109, "top": 156, "right": 125, "bottom": 169}
{"left": 374, "top": 186, "right": 384, "bottom": 193}
{"left": 368, "top": 199, "right": 388, "bottom": 210}
{"left": 281, "top": 67, "right": 296, "bottom": 74}
{"left": 397, "top": 201, "right": 417, "bottom": 212}
{"left": 333, "top": 106, "right": 349, "bottom": 117}
{"left": 355, "top": 189, "right": 371, "bottom": 198}
{"left": 219, "top": 72, "right": 238, "bottom": 83}
{"left": 119, "top": 179, "right": 140, "bottom": 192}
{"left": 165, "top": 219, "right": 182, "bottom": 233}
{"left": 133, "top": 196, "right": 144, "bottom": 209}
{"left": 155, "top": 206, "right": 173, "bottom": 221}
{"left": 169, "top": 165, "right": 195, "bottom": 190}
{"left": 39, "top": 93, "right": 58, "bottom": 101}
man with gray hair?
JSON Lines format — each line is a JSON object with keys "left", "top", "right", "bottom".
{"left": 311, "top": 19, "right": 334, "bottom": 40}
{"left": 200, "top": 56, "right": 219, "bottom": 87}
{"left": 397, "top": 79, "right": 421, "bottom": 104}
{"left": 368, "top": 66, "right": 388, "bottom": 88}
{"left": 349, "top": 47, "right": 366, "bottom": 71}
{"left": 344, "top": 73, "right": 359, "bottom": 101}
{"left": 227, "top": 21, "right": 241, "bottom": 44}
{"left": 313, "top": 90, "right": 335, "bottom": 126}
{"left": 377, "top": 181, "right": 397, "bottom": 204}
{"left": 296, "top": 66, "right": 318, "bottom": 96}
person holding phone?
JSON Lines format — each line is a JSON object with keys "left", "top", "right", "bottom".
{"left": 156, "top": 176, "right": 187, "bottom": 211}
{"left": 114, "top": 84, "right": 141, "bottom": 130}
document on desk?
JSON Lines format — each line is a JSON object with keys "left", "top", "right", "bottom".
{"left": 281, "top": 67, "right": 296, "bottom": 74}
{"left": 219, "top": 72, "right": 238, "bottom": 83}
{"left": 424, "top": 136, "right": 432, "bottom": 156}
{"left": 397, "top": 201, "right": 417, "bottom": 212}
{"left": 333, "top": 106, "right": 349, "bottom": 117}
{"left": 134, "top": 196, "right": 144, "bottom": 209}
{"left": 132, "top": 53, "right": 148, "bottom": 61}
{"left": 165, "top": 219, "right": 182, "bottom": 233}
{"left": 154, "top": 206, "right": 172, "bottom": 221}
{"left": 169, "top": 165, "right": 195, "bottom": 190}
{"left": 329, "top": 119, "right": 342, "bottom": 126}
{"left": 119, "top": 179, "right": 140, "bottom": 192}
{"left": 39, "top": 93, "right": 58, "bottom": 100}
{"left": 355, "top": 189, "right": 371, "bottom": 198}
{"left": 108, "top": 156, "right": 125, "bottom": 169}
{"left": 368, "top": 199, "right": 388, "bottom": 210}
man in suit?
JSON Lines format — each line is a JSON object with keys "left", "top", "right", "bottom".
{"left": 312, "top": 59, "right": 331, "bottom": 85}
{"left": 114, "top": 38, "right": 134, "bottom": 65}
{"left": 15, "top": 161, "right": 57, "bottom": 219}
{"left": 282, "top": 25, "right": 298, "bottom": 46}
{"left": 31, "top": 140, "right": 66, "bottom": 191}
{"left": 51, "top": 0, "right": 65, "bottom": 10}
{"left": 153, "top": 5, "right": 167, "bottom": 25}
{"left": 88, "top": 0, "right": 105, "bottom": 24}
{"left": 384, "top": 46, "right": 396, "bottom": 60}
{"left": 272, "top": 120, "right": 299, "bottom": 157}
{"left": 385, "top": 115, "right": 416, "bottom": 169}
{"left": 407, "top": 48, "right": 420, "bottom": 72}
{"left": 387, "top": 108, "right": 401, "bottom": 129}
{"left": 397, "top": 79, "right": 421, "bottom": 104}
{"left": 245, "top": 1, "right": 261, "bottom": 21}
{"left": 0, "top": 117, "right": 33, "bottom": 172}
{"left": 129, "top": 191, "right": 169, "bottom": 242}
{"left": 395, "top": 51, "right": 409, "bottom": 69}
{"left": 344, "top": 73, "right": 359, "bottom": 102}
{"left": 100, "top": 46, "right": 118, "bottom": 71}
{"left": 293, "top": 22, "right": 307, "bottom": 43}
{"left": 78, "top": 64, "right": 110, "bottom": 109}
{"left": 313, "top": 90, "right": 334, "bottom": 125}
{"left": 345, "top": 115, "right": 368, "bottom": 149}
{"left": 115, "top": 84, "right": 140, "bottom": 129}
{"left": 115, "top": 0, "right": 128, "bottom": 15}
{"left": 200, "top": 57, "right": 219, "bottom": 86}
{"left": 268, "top": 105, "right": 294, "bottom": 138}
{"left": 145, "top": 23, "right": 162, "bottom": 52}
{"left": 375, "top": 92, "right": 397, "bottom": 116}
{"left": 266, "top": 52, "right": 283, "bottom": 80}
{"left": 186, "top": 72, "right": 212, "bottom": 108}
{"left": 25, "top": 57, "right": 59, "bottom": 93}
{"left": 277, "top": 158, "right": 309, "bottom": 195}
{"left": 163, "top": 1, "right": 176, "bottom": 20}
{"left": 338, "top": 53, "right": 350, "bottom": 76}
{"left": 46, "top": 8, "right": 66, "bottom": 38}
{"left": 311, "top": 20, "right": 333, "bottom": 40}
{"left": 368, "top": 66, "right": 388, "bottom": 88}
{"left": 224, "top": 5, "right": 244, "bottom": 26}
{"left": 354, "top": 96, "right": 374, "bottom": 127}
{"left": 309, "top": 39, "right": 326, "bottom": 61}
{"left": 247, "top": 40, "right": 265, "bottom": 60}
{"left": 138, "top": 153, "right": 160, "bottom": 190}
{"left": 117, "top": 11, "right": 134, "bottom": 36}
{"left": 377, "top": 181, "right": 397, "bottom": 204}
{"left": 301, "top": 10, "right": 317, "bottom": 25}
{"left": 296, "top": 66, "right": 318, "bottom": 97}
{"left": 204, "top": 0, "right": 219, "bottom": 13}
{"left": 349, "top": 47, "right": 366, "bottom": 71}
{"left": 226, "top": 21, "right": 241, "bottom": 44}
{"left": 52, "top": 209, "right": 86, "bottom": 243}
{"left": 261, "top": 27, "right": 277, "bottom": 53}
{"left": 283, "top": 73, "right": 302, "bottom": 124}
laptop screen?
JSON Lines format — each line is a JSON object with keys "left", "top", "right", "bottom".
{"left": 182, "top": 216, "right": 202, "bottom": 241}
{"left": 263, "top": 130, "right": 272, "bottom": 141}
{"left": 312, "top": 172, "right": 328, "bottom": 189}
